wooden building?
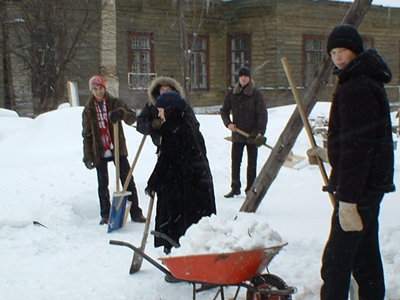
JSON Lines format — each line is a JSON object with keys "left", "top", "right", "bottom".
{"left": 1, "top": 0, "right": 400, "bottom": 117}
{"left": 113, "top": 0, "right": 400, "bottom": 111}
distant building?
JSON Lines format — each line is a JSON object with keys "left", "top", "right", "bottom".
{"left": 1, "top": 0, "right": 399, "bottom": 117}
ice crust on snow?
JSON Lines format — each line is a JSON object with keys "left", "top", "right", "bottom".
{"left": 169, "top": 212, "right": 285, "bottom": 257}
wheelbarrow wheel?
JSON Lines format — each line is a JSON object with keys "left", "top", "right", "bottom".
{"left": 246, "top": 274, "right": 292, "bottom": 300}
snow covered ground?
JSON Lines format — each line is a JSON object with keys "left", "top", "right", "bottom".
{"left": 0, "top": 102, "right": 399, "bottom": 300}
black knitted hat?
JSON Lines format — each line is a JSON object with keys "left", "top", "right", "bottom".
{"left": 238, "top": 66, "right": 251, "bottom": 78}
{"left": 155, "top": 91, "right": 188, "bottom": 119}
{"left": 327, "top": 24, "right": 364, "bottom": 55}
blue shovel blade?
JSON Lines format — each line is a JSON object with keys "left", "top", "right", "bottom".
{"left": 107, "top": 194, "right": 129, "bottom": 233}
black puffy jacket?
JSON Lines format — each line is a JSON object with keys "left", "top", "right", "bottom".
{"left": 326, "top": 49, "right": 395, "bottom": 203}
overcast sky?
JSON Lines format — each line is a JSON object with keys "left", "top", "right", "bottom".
{"left": 222, "top": 1, "right": 399, "bottom": 8}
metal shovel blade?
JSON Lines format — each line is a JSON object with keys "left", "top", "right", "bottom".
{"left": 129, "top": 193, "right": 155, "bottom": 274}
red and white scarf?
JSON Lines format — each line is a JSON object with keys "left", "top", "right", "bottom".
{"left": 94, "top": 98, "right": 113, "bottom": 157}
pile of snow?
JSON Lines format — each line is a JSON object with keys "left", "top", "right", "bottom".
{"left": 0, "top": 108, "right": 19, "bottom": 117}
{"left": 0, "top": 103, "right": 398, "bottom": 300}
{"left": 171, "top": 212, "right": 284, "bottom": 256}
{"left": 0, "top": 108, "right": 33, "bottom": 141}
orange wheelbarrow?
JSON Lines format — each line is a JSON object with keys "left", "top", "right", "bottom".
{"left": 109, "top": 240, "right": 296, "bottom": 300}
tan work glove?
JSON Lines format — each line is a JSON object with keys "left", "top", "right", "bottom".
{"left": 255, "top": 135, "right": 267, "bottom": 147}
{"left": 307, "top": 146, "right": 328, "bottom": 165}
{"left": 338, "top": 201, "right": 363, "bottom": 232}
{"left": 152, "top": 118, "right": 164, "bottom": 130}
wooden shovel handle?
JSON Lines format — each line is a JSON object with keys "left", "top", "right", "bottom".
{"left": 235, "top": 128, "right": 273, "bottom": 150}
{"left": 281, "top": 57, "right": 335, "bottom": 207}
{"left": 113, "top": 123, "right": 120, "bottom": 192}
{"left": 115, "top": 134, "right": 147, "bottom": 211}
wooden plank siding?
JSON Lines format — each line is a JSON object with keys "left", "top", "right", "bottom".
{"left": 114, "top": 0, "right": 400, "bottom": 110}
{"left": 1, "top": 0, "right": 399, "bottom": 116}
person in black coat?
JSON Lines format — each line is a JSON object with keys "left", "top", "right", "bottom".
{"left": 144, "top": 91, "right": 216, "bottom": 255}
{"left": 316, "top": 25, "right": 395, "bottom": 300}
{"left": 220, "top": 67, "right": 268, "bottom": 198}
{"left": 136, "top": 76, "right": 207, "bottom": 156}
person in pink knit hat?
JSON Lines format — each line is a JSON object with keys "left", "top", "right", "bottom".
{"left": 82, "top": 75, "right": 146, "bottom": 225}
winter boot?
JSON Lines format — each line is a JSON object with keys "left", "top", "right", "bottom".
{"left": 224, "top": 189, "right": 240, "bottom": 198}
{"left": 99, "top": 217, "right": 109, "bottom": 225}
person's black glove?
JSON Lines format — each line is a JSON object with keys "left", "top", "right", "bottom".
{"left": 84, "top": 159, "right": 95, "bottom": 170}
{"left": 255, "top": 136, "right": 267, "bottom": 147}
{"left": 141, "top": 103, "right": 159, "bottom": 119}
{"left": 151, "top": 133, "right": 162, "bottom": 147}
{"left": 137, "top": 103, "right": 160, "bottom": 135}
{"left": 145, "top": 185, "right": 155, "bottom": 196}
{"left": 109, "top": 109, "right": 123, "bottom": 124}
{"left": 136, "top": 119, "right": 152, "bottom": 135}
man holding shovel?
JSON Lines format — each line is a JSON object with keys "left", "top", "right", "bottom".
{"left": 82, "top": 75, "right": 146, "bottom": 225}
{"left": 308, "top": 25, "right": 395, "bottom": 300}
{"left": 220, "top": 66, "right": 268, "bottom": 198}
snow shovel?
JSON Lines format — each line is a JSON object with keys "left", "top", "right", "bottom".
{"left": 129, "top": 191, "right": 155, "bottom": 274}
{"left": 109, "top": 134, "right": 147, "bottom": 232}
{"left": 232, "top": 128, "right": 305, "bottom": 168}
{"left": 119, "top": 134, "right": 147, "bottom": 224}
{"left": 108, "top": 122, "right": 132, "bottom": 233}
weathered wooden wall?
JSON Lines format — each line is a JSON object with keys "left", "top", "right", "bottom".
{"left": 2, "top": 0, "right": 399, "bottom": 116}
{"left": 115, "top": 0, "right": 400, "bottom": 111}
{"left": 116, "top": 0, "right": 227, "bottom": 109}
{"left": 274, "top": 0, "right": 400, "bottom": 106}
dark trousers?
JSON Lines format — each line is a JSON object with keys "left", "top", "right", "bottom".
{"left": 320, "top": 192, "right": 385, "bottom": 300}
{"left": 231, "top": 142, "right": 258, "bottom": 192}
{"left": 96, "top": 156, "right": 143, "bottom": 219}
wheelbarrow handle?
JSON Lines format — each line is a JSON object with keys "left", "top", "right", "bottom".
{"left": 151, "top": 230, "right": 181, "bottom": 249}
{"left": 109, "top": 240, "right": 172, "bottom": 276}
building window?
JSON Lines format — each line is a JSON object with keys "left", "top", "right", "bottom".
{"left": 362, "top": 37, "right": 374, "bottom": 50}
{"left": 128, "top": 32, "right": 155, "bottom": 90}
{"left": 189, "top": 35, "right": 209, "bottom": 90}
{"left": 303, "top": 35, "right": 326, "bottom": 86}
{"left": 227, "top": 33, "right": 251, "bottom": 87}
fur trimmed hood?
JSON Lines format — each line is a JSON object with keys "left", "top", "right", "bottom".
{"left": 147, "top": 76, "right": 185, "bottom": 103}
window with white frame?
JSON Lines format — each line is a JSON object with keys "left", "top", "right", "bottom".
{"left": 303, "top": 35, "right": 326, "bottom": 86}
{"left": 189, "top": 35, "right": 209, "bottom": 90}
{"left": 227, "top": 33, "right": 251, "bottom": 87}
{"left": 128, "top": 32, "right": 155, "bottom": 90}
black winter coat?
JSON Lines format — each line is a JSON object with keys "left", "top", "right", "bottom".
{"left": 326, "top": 49, "right": 395, "bottom": 203}
{"left": 220, "top": 80, "right": 267, "bottom": 143}
{"left": 147, "top": 111, "right": 216, "bottom": 249}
